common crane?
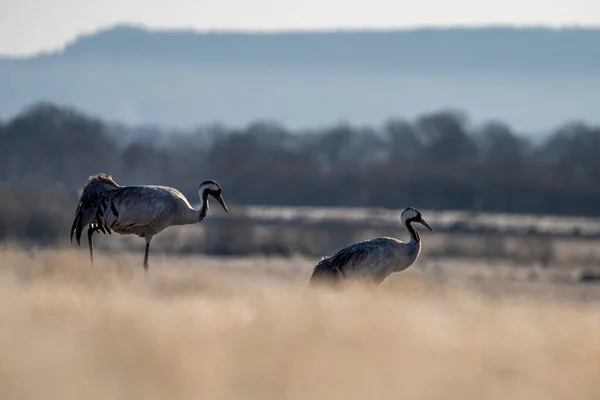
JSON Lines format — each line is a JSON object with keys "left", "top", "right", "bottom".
{"left": 309, "top": 207, "right": 433, "bottom": 287}
{"left": 70, "top": 173, "right": 229, "bottom": 271}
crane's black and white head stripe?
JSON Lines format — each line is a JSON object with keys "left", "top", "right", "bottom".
{"left": 199, "top": 180, "right": 229, "bottom": 213}
{"left": 199, "top": 180, "right": 222, "bottom": 195}
{"left": 400, "top": 207, "right": 421, "bottom": 224}
{"left": 400, "top": 207, "right": 434, "bottom": 235}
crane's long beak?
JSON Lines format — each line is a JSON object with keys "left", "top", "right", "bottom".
{"left": 215, "top": 194, "right": 229, "bottom": 213}
{"left": 418, "top": 217, "right": 434, "bottom": 232}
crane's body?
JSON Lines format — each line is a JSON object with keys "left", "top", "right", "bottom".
{"left": 96, "top": 185, "right": 204, "bottom": 235}
{"left": 309, "top": 207, "right": 433, "bottom": 287}
{"left": 70, "top": 173, "right": 229, "bottom": 271}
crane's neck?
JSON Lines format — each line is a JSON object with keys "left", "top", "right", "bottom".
{"left": 390, "top": 220, "right": 421, "bottom": 274}
{"left": 195, "top": 188, "right": 211, "bottom": 222}
{"left": 405, "top": 219, "right": 420, "bottom": 244}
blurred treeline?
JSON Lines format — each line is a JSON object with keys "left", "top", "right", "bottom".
{"left": 1, "top": 102, "right": 600, "bottom": 249}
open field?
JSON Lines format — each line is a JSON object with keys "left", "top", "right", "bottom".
{"left": 1, "top": 248, "right": 600, "bottom": 399}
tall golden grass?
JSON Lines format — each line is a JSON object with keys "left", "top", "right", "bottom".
{"left": 1, "top": 247, "right": 600, "bottom": 400}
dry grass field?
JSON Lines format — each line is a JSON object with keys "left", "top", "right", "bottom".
{"left": 1, "top": 246, "right": 600, "bottom": 400}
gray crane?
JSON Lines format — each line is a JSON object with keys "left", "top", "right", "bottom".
{"left": 309, "top": 207, "right": 433, "bottom": 287}
{"left": 70, "top": 173, "right": 229, "bottom": 271}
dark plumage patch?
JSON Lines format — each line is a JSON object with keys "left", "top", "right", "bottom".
{"left": 110, "top": 200, "right": 119, "bottom": 218}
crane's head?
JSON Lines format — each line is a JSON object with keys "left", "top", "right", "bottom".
{"left": 401, "top": 207, "right": 433, "bottom": 232}
{"left": 199, "top": 180, "right": 229, "bottom": 213}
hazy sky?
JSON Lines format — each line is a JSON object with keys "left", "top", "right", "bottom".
{"left": 1, "top": 0, "right": 599, "bottom": 55}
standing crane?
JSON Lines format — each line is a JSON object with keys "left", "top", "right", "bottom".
{"left": 309, "top": 207, "right": 433, "bottom": 287}
{"left": 70, "top": 173, "right": 229, "bottom": 271}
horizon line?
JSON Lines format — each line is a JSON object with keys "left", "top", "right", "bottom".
{"left": 4, "top": 21, "right": 600, "bottom": 59}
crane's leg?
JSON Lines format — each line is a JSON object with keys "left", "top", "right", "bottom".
{"left": 143, "top": 243, "right": 150, "bottom": 272}
{"left": 87, "top": 227, "right": 94, "bottom": 265}
{"left": 143, "top": 235, "right": 154, "bottom": 273}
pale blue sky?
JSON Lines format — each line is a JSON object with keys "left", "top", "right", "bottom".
{"left": 0, "top": 0, "right": 599, "bottom": 56}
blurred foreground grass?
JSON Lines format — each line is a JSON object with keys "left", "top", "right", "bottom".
{"left": 1, "top": 247, "right": 600, "bottom": 400}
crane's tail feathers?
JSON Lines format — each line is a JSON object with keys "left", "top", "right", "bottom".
{"left": 70, "top": 173, "right": 121, "bottom": 246}
{"left": 70, "top": 202, "right": 83, "bottom": 245}
{"left": 309, "top": 256, "right": 343, "bottom": 286}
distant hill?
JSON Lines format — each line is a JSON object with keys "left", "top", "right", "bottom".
{"left": 1, "top": 25, "right": 600, "bottom": 132}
